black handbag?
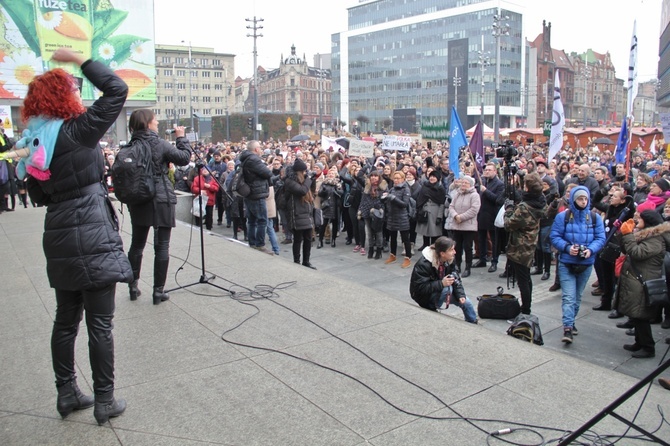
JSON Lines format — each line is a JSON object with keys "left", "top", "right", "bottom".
{"left": 599, "top": 241, "right": 621, "bottom": 263}
{"left": 416, "top": 208, "right": 429, "bottom": 224}
{"left": 477, "top": 286, "right": 521, "bottom": 319}
{"left": 629, "top": 261, "right": 670, "bottom": 308}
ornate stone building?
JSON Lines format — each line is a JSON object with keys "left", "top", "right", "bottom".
{"left": 258, "top": 45, "right": 332, "bottom": 132}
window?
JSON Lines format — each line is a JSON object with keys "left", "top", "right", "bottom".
{"left": 156, "top": 96, "right": 160, "bottom": 102}
{"left": 178, "top": 96, "right": 186, "bottom": 102}
{"left": 177, "top": 69, "right": 186, "bottom": 77}
{"left": 202, "top": 71, "right": 210, "bottom": 78}
{"left": 164, "top": 69, "right": 172, "bottom": 76}
{"left": 153, "top": 108, "right": 161, "bottom": 115}
{"left": 192, "top": 84, "right": 198, "bottom": 90}
{"left": 162, "top": 56, "right": 170, "bottom": 63}
{"left": 192, "top": 96, "right": 198, "bottom": 102}
{"left": 203, "top": 109, "right": 210, "bottom": 115}
{"left": 191, "top": 71, "right": 198, "bottom": 77}
{"left": 155, "top": 82, "right": 160, "bottom": 88}
{"left": 164, "top": 82, "right": 172, "bottom": 89}
{"left": 214, "top": 71, "right": 223, "bottom": 78}
{"left": 177, "top": 83, "right": 186, "bottom": 89}
{"left": 203, "top": 97, "right": 211, "bottom": 102}
{"left": 166, "top": 109, "right": 174, "bottom": 116}
{"left": 215, "top": 97, "right": 222, "bottom": 103}
{"left": 175, "top": 57, "right": 184, "bottom": 64}
{"left": 201, "top": 58, "right": 209, "bottom": 66}
{"left": 203, "top": 84, "right": 211, "bottom": 90}
{"left": 215, "top": 109, "right": 223, "bottom": 114}
{"left": 290, "top": 78, "right": 295, "bottom": 86}
{"left": 213, "top": 59, "right": 222, "bottom": 66}
{"left": 215, "top": 84, "right": 223, "bottom": 90}
{"left": 179, "top": 108, "right": 187, "bottom": 115}
{"left": 165, "top": 96, "right": 173, "bottom": 102}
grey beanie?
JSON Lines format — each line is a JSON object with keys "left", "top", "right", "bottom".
{"left": 573, "top": 189, "right": 589, "bottom": 201}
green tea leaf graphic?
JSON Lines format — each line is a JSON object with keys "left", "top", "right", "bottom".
{"left": 92, "top": 9, "right": 128, "bottom": 47}
{"left": 2, "top": 0, "right": 39, "bottom": 55}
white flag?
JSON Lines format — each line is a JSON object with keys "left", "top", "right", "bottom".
{"left": 321, "top": 135, "right": 346, "bottom": 152}
{"left": 650, "top": 135, "right": 657, "bottom": 155}
{"left": 627, "top": 20, "right": 638, "bottom": 118}
{"left": 548, "top": 70, "right": 565, "bottom": 162}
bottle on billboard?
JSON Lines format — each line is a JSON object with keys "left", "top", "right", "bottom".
{"left": 34, "top": 0, "right": 93, "bottom": 71}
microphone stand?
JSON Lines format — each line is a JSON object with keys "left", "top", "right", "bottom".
{"left": 165, "top": 146, "right": 235, "bottom": 295}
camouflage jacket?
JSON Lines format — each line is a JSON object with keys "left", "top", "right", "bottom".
{"left": 504, "top": 192, "right": 547, "bottom": 267}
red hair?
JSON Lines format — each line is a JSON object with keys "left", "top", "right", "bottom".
{"left": 21, "top": 68, "right": 85, "bottom": 122}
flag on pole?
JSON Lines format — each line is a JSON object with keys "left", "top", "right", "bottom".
{"left": 627, "top": 20, "right": 638, "bottom": 118}
{"left": 615, "top": 118, "right": 629, "bottom": 164}
{"left": 469, "top": 120, "right": 484, "bottom": 174}
{"left": 448, "top": 106, "right": 467, "bottom": 179}
{"left": 548, "top": 69, "right": 565, "bottom": 162}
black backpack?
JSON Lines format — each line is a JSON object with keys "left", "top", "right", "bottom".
{"left": 506, "top": 314, "right": 544, "bottom": 346}
{"left": 230, "top": 164, "right": 251, "bottom": 198}
{"left": 112, "top": 139, "right": 156, "bottom": 205}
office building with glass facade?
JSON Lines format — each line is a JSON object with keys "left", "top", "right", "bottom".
{"left": 331, "top": 0, "right": 525, "bottom": 137}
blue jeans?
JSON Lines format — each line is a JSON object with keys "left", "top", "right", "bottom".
{"left": 558, "top": 262, "right": 593, "bottom": 329}
{"left": 434, "top": 287, "right": 478, "bottom": 323}
{"left": 244, "top": 198, "right": 267, "bottom": 248}
{"left": 266, "top": 218, "right": 279, "bottom": 254}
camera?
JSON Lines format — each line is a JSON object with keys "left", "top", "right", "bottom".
{"left": 577, "top": 245, "right": 588, "bottom": 258}
{"left": 495, "top": 140, "right": 518, "bottom": 160}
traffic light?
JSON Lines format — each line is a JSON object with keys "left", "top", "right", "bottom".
{"left": 247, "top": 117, "right": 253, "bottom": 129}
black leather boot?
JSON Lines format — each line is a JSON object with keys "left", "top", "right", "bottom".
{"left": 375, "top": 247, "right": 383, "bottom": 259}
{"left": 128, "top": 280, "right": 141, "bottom": 301}
{"left": 153, "top": 287, "right": 170, "bottom": 305}
{"left": 56, "top": 379, "right": 94, "bottom": 419}
{"left": 317, "top": 239, "right": 324, "bottom": 249}
{"left": 461, "top": 264, "right": 471, "bottom": 278}
{"left": 331, "top": 237, "right": 336, "bottom": 248}
{"left": 93, "top": 391, "right": 126, "bottom": 425}
{"left": 367, "top": 246, "right": 374, "bottom": 259}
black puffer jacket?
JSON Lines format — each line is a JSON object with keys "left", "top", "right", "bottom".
{"left": 39, "top": 60, "right": 132, "bottom": 290}
{"left": 383, "top": 181, "right": 411, "bottom": 231}
{"left": 238, "top": 149, "right": 271, "bottom": 200}
{"left": 285, "top": 169, "right": 314, "bottom": 231}
{"left": 127, "top": 130, "right": 191, "bottom": 227}
{"left": 410, "top": 246, "right": 466, "bottom": 311}
{"left": 318, "top": 177, "right": 343, "bottom": 220}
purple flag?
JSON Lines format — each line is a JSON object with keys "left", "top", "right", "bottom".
{"left": 470, "top": 120, "right": 484, "bottom": 173}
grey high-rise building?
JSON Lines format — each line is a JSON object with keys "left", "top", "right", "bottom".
{"left": 331, "top": 0, "right": 526, "bottom": 137}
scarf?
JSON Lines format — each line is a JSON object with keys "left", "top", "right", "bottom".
{"left": 416, "top": 181, "right": 446, "bottom": 210}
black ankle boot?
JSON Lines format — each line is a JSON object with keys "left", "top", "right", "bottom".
{"left": 152, "top": 287, "right": 169, "bottom": 305}
{"left": 331, "top": 238, "right": 336, "bottom": 247}
{"left": 56, "top": 380, "right": 94, "bottom": 419}
{"left": 375, "top": 247, "right": 383, "bottom": 259}
{"left": 128, "top": 280, "right": 141, "bottom": 301}
{"left": 368, "top": 247, "right": 374, "bottom": 259}
{"left": 93, "top": 391, "right": 126, "bottom": 425}
{"left": 317, "top": 240, "right": 324, "bottom": 249}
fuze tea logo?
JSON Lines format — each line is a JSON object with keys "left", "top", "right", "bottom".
{"left": 34, "top": 0, "right": 92, "bottom": 68}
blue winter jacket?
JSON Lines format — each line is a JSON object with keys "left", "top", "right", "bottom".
{"left": 550, "top": 185, "right": 606, "bottom": 266}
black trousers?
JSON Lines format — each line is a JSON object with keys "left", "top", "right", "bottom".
{"left": 453, "top": 230, "right": 476, "bottom": 269}
{"left": 319, "top": 218, "right": 339, "bottom": 241}
{"left": 52, "top": 285, "right": 116, "bottom": 395}
{"left": 348, "top": 206, "right": 361, "bottom": 246}
{"left": 599, "top": 258, "right": 616, "bottom": 307}
{"left": 389, "top": 229, "right": 411, "bottom": 258}
{"left": 292, "top": 228, "right": 313, "bottom": 264}
{"left": 510, "top": 260, "right": 532, "bottom": 315}
{"left": 632, "top": 318, "right": 655, "bottom": 351}
{"left": 128, "top": 225, "right": 172, "bottom": 287}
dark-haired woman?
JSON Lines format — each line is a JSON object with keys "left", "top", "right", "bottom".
{"left": 126, "top": 109, "right": 191, "bottom": 305}
{"left": 15, "top": 48, "right": 131, "bottom": 425}
{"left": 285, "top": 159, "right": 317, "bottom": 269}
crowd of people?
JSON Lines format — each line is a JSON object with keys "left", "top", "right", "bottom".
{"left": 5, "top": 63, "right": 670, "bottom": 417}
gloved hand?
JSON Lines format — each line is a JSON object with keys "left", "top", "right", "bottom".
{"left": 436, "top": 218, "right": 443, "bottom": 226}
{"left": 620, "top": 218, "right": 636, "bottom": 235}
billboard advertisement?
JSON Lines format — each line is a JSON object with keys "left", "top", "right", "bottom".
{"left": 0, "top": 0, "right": 155, "bottom": 102}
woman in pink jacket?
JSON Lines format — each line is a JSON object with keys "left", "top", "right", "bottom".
{"left": 191, "top": 166, "right": 220, "bottom": 230}
{"left": 446, "top": 175, "right": 481, "bottom": 277}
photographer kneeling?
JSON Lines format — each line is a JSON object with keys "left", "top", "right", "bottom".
{"left": 409, "top": 236, "right": 478, "bottom": 323}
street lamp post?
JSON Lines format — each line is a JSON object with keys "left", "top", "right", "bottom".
{"left": 477, "top": 35, "right": 490, "bottom": 124}
{"left": 181, "top": 40, "right": 194, "bottom": 135}
{"left": 246, "top": 16, "right": 264, "bottom": 141}
{"left": 582, "top": 60, "right": 590, "bottom": 129}
{"left": 224, "top": 67, "right": 231, "bottom": 141}
{"left": 492, "top": 10, "right": 510, "bottom": 142}
{"left": 452, "top": 66, "right": 461, "bottom": 108}
{"left": 319, "top": 60, "right": 324, "bottom": 137}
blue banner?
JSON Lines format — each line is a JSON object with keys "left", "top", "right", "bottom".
{"left": 615, "top": 118, "right": 628, "bottom": 164}
{"left": 449, "top": 106, "right": 467, "bottom": 179}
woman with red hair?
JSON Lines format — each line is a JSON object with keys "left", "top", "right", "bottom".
{"left": 20, "top": 48, "right": 131, "bottom": 425}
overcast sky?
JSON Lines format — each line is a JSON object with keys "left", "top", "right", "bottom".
{"left": 154, "top": 0, "right": 661, "bottom": 82}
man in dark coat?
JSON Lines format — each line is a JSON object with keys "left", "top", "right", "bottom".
{"left": 473, "top": 162, "right": 504, "bottom": 272}
{"left": 238, "top": 140, "right": 273, "bottom": 253}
